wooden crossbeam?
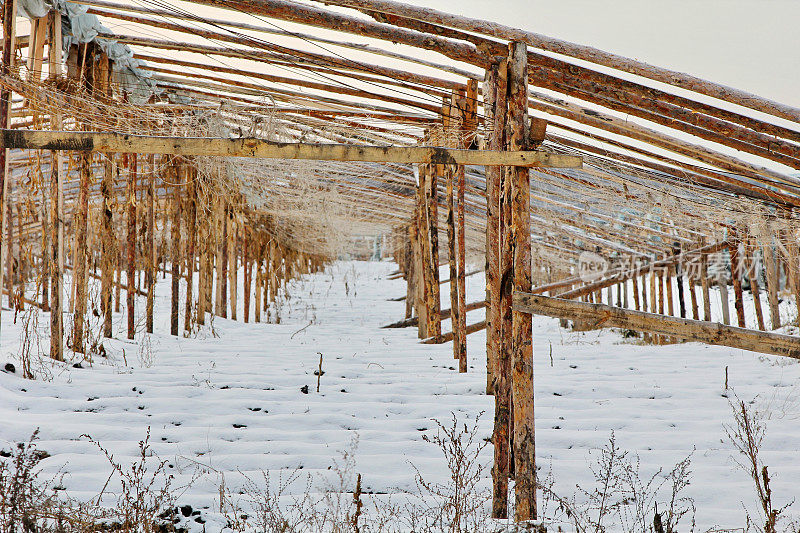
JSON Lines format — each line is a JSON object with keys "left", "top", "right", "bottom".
{"left": 513, "top": 291, "right": 800, "bottom": 359}
{"left": 0, "top": 130, "right": 583, "bottom": 168}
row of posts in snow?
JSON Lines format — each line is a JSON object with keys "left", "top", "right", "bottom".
{"left": 0, "top": 38, "right": 327, "bottom": 362}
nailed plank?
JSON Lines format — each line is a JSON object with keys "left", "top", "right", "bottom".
{"left": 513, "top": 291, "right": 800, "bottom": 360}
{"left": 0, "top": 130, "right": 583, "bottom": 168}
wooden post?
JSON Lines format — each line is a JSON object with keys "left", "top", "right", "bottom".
{"left": 763, "top": 241, "right": 781, "bottom": 329}
{"left": 229, "top": 209, "right": 238, "bottom": 320}
{"left": 170, "top": 161, "right": 181, "bottom": 335}
{"left": 674, "top": 246, "right": 686, "bottom": 318}
{"left": 254, "top": 237, "right": 262, "bottom": 323}
{"left": 631, "top": 272, "right": 640, "bottom": 311}
{"left": 243, "top": 226, "right": 251, "bottom": 323}
{"left": 184, "top": 164, "right": 197, "bottom": 331}
{"left": 455, "top": 81, "right": 476, "bottom": 372}
{"left": 47, "top": 11, "right": 64, "bottom": 360}
{"left": 126, "top": 153, "right": 137, "bottom": 339}
{"left": 100, "top": 152, "right": 115, "bottom": 338}
{"left": 146, "top": 154, "right": 155, "bottom": 332}
{"left": 484, "top": 63, "right": 501, "bottom": 396}
{"left": 214, "top": 201, "right": 224, "bottom": 317}
{"left": 729, "top": 238, "right": 746, "bottom": 328}
{"left": 423, "top": 162, "right": 441, "bottom": 338}
{"left": 746, "top": 238, "right": 765, "bottom": 331}
{"left": 0, "top": 0, "right": 16, "bottom": 326}
{"left": 700, "top": 250, "right": 712, "bottom": 321}
{"left": 508, "top": 41, "right": 536, "bottom": 522}
{"left": 490, "top": 55, "right": 511, "bottom": 521}
{"left": 220, "top": 203, "right": 229, "bottom": 318}
{"left": 71, "top": 149, "right": 91, "bottom": 354}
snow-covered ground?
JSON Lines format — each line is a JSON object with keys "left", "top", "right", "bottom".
{"left": 1, "top": 260, "right": 799, "bottom": 530}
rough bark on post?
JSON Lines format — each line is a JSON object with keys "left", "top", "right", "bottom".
{"left": 170, "top": 161, "right": 182, "bottom": 336}
{"left": 72, "top": 150, "right": 91, "bottom": 354}
{"left": 729, "top": 238, "right": 746, "bottom": 328}
{"left": 184, "top": 165, "right": 197, "bottom": 331}
{"left": 763, "top": 241, "right": 781, "bottom": 329}
{"left": 745, "top": 238, "right": 765, "bottom": 331}
{"left": 0, "top": 0, "right": 16, "bottom": 327}
{"left": 508, "top": 41, "right": 536, "bottom": 522}
{"left": 243, "top": 226, "right": 252, "bottom": 323}
{"left": 146, "top": 154, "right": 155, "bottom": 332}
{"left": 229, "top": 209, "right": 238, "bottom": 320}
{"left": 127, "top": 153, "right": 137, "bottom": 340}
{"left": 484, "top": 62, "right": 501, "bottom": 396}
{"left": 700, "top": 250, "right": 712, "bottom": 321}
{"left": 100, "top": 152, "right": 114, "bottom": 338}
{"left": 423, "top": 162, "right": 441, "bottom": 338}
{"left": 455, "top": 81, "right": 476, "bottom": 372}
{"left": 490, "top": 55, "right": 511, "bottom": 521}
{"left": 220, "top": 204, "right": 229, "bottom": 318}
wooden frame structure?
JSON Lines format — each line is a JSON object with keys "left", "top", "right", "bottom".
{"left": 2, "top": 0, "right": 800, "bottom": 523}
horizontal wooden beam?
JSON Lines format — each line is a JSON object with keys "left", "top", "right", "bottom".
{"left": 1, "top": 130, "right": 583, "bottom": 168}
{"left": 513, "top": 292, "right": 800, "bottom": 360}
{"left": 422, "top": 319, "right": 486, "bottom": 344}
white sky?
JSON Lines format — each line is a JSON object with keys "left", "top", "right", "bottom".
{"left": 402, "top": 0, "right": 800, "bottom": 106}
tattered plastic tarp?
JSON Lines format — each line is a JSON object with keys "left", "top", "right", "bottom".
{"left": 9, "top": 0, "right": 165, "bottom": 104}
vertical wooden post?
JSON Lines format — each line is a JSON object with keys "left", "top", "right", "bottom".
{"left": 214, "top": 201, "right": 224, "bottom": 317}
{"left": 0, "top": 0, "right": 16, "bottom": 326}
{"left": 746, "top": 237, "right": 765, "bottom": 331}
{"left": 146, "top": 154, "right": 155, "bottom": 332}
{"left": 184, "top": 164, "right": 197, "bottom": 332}
{"left": 729, "top": 237, "right": 746, "bottom": 328}
{"left": 674, "top": 246, "right": 686, "bottom": 318}
{"left": 170, "top": 161, "right": 181, "bottom": 336}
{"left": 424, "top": 162, "right": 441, "bottom": 338}
{"left": 490, "top": 55, "right": 510, "bottom": 521}
{"left": 47, "top": 11, "right": 64, "bottom": 360}
{"left": 229, "top": 209, "right": 238, "bottom": 320}
{"left": 455, "top": 80, "right": 476, "bottom": 371}
{"left": 763, "top": 241, "right": 781, "bottom": 329}
{"left": 413, "top": 178, "right": 428, "bottom": 338}
{"left": 220, "top": 203, "right": 229, "bottom": 318}
{"left": 243, "top": 226, "right": 251, "bottom": 323}
{"left": 700, "top": 249, "right": 712, "bottom": 321}
{"left": 71, "top": 148, "right": 91, "bottom": 354}
{"left": 254, "top": 237, "right": 262, "bottom": 323}
{"left": 508, "top": 41, "right": 536, "bottom": 522}
{"left": 631, "top": 272, "right": 640, "bottom": 311}
{"left": 783, "top": 233, "right": 800, "bottom": 328}
{"left": 100, "top": 151, "right": 114, "bottom": 338}
{"left": 126, "top": 153, "right": 137, "bottom": 339}
{"left": 484, "top": 63, "right": 499, "bottom": 396}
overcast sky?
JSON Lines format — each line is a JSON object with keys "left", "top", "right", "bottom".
{"left": 396, "top": 0, "right": 800, "bottom": 107}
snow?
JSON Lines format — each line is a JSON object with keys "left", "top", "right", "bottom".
{"left": 1, "top": 260, "right": 799, "bottom": 530}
